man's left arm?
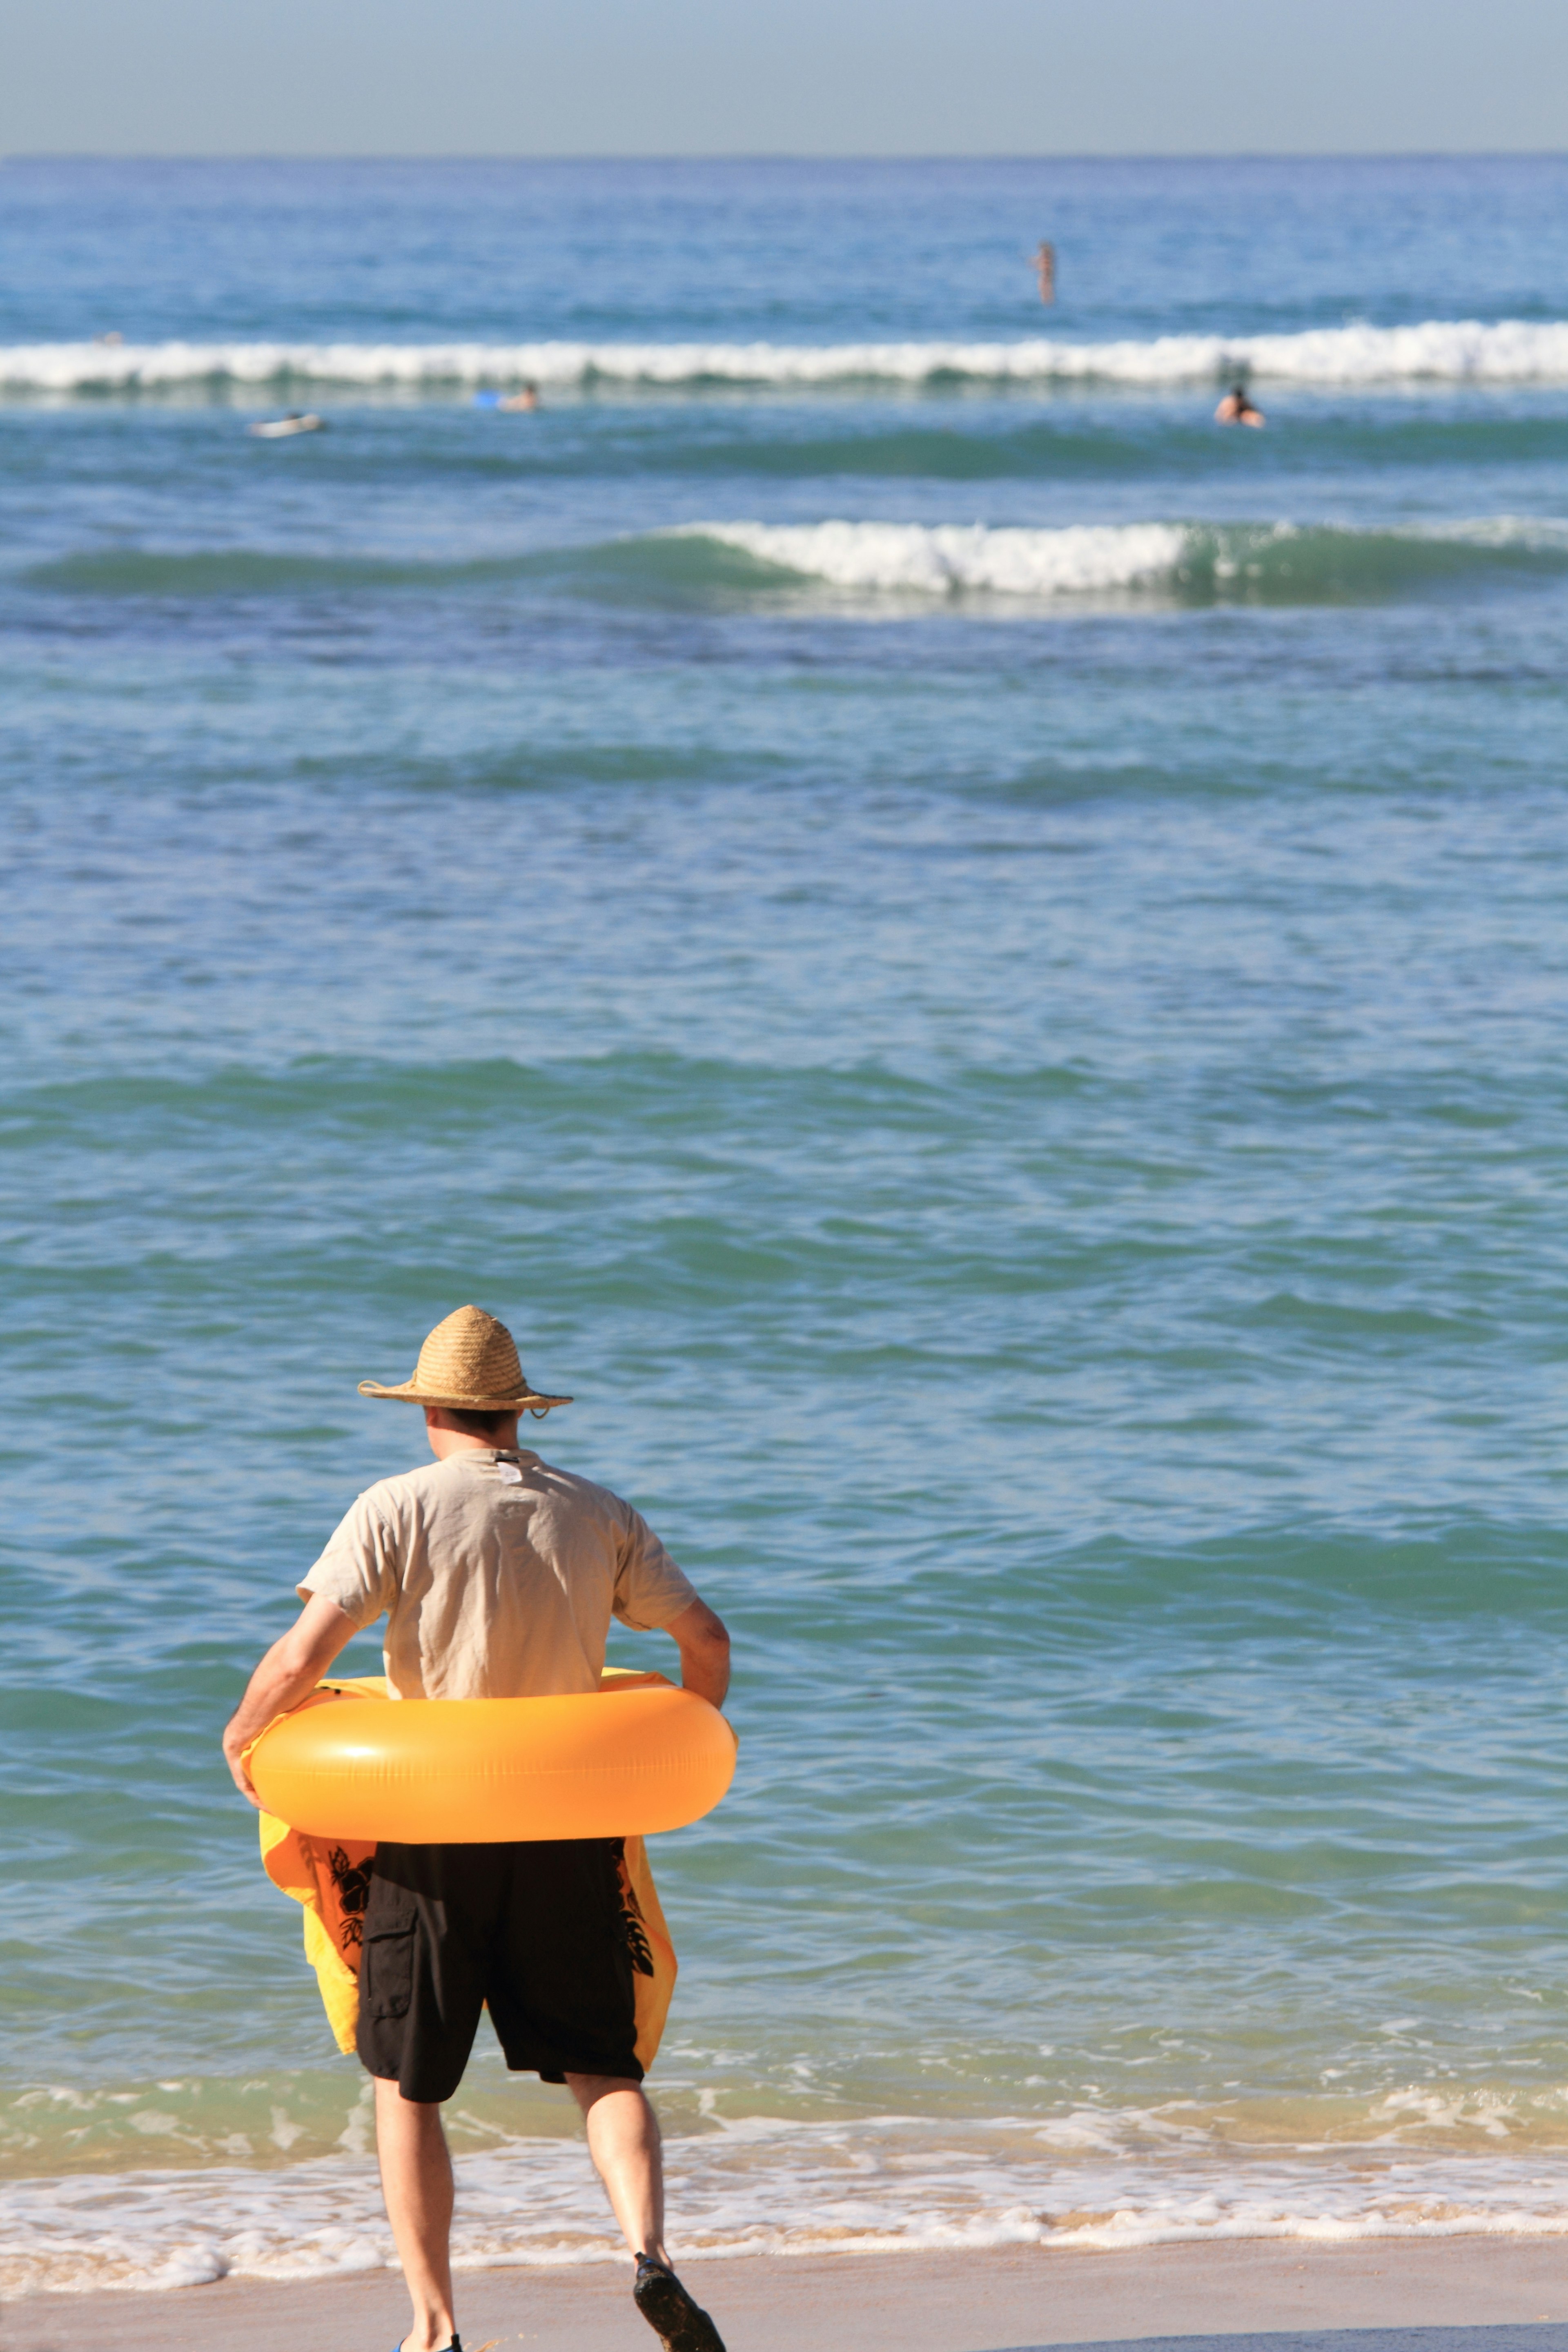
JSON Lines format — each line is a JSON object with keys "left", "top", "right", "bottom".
{"left": 665, "top": 1596, "right": 731, "bottom": 1708}
{"left": 221, "top": 1592, "right": 362, "bottom": 1810}
{"left": 610, "top": 1498, "right": 731, "bottom": 1704}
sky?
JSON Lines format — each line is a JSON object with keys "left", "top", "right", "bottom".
{"left": 4, "top": 0, "right": 1568, "bottom": 157}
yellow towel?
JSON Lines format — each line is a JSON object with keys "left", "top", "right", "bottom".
{"left": 256, "top": 1674, "right": 679, "bottom": 2068}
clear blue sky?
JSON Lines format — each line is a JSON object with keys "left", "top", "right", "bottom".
{"left": 6, "top": 0, "right": 1567, "bottom": 157}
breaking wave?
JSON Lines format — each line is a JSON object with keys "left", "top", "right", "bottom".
{"left": 9, "top": 320, "right": 1568, "bottom": 395}
{"left": 14, "top": 2099, "right": 1568, "bottom": 2295}
{"left": 25, "top": 519, "right": 1568, "bottom": 609}
{"left": 677, "top": 519, "right": 1182, "bottom": 595}
{"left": 669, "top": 517, "right": 1568, "bottom": 602}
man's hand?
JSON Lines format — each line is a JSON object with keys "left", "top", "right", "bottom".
{"left": 666, "top": 1597, "right": 731, "bottom": 1709}
{"left": 226, "top": 1743, "right": 261, "bottom": 1807}
{"left": 222, "top": 1594, "right": 362, "bottom": 1811}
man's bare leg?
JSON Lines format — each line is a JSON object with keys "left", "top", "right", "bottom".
{"left": 374, "top": 2078, "right": 458, "bottom": 2352}
{"left": 566, "top": 2074, "right": 724, "bottom": 2349}
{"left": 566, "top": 2074, "right": 666, "bottom": 2260}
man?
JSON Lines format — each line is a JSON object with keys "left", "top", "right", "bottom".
{"left": 223, "top": 1306, "right": 731, "bottom": 2352}
{"left": 1033, "top": 239, "right": 1056, "bottom": 304}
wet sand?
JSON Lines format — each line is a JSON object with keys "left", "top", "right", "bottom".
{"left": 9, "top": 2236, "right": 1568, "bottom": 2352}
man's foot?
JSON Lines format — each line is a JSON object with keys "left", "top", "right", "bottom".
{"left": 633, "top": 2254, "right": 725, "bottom": 2352}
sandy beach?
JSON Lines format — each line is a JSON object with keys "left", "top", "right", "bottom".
{"left": 11, "top": 2236, "right": 1568, "bottom": 2352}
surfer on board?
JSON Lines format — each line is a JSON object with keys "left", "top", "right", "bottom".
{"left": 222, "top": 1307, "right": 732, "bottom": 2352}
{"left": 1215, "top": 383, "right": 1265, "bottom": 428}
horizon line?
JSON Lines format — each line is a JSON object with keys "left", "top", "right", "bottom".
{"left": 6, "top": 148, "right": 1568, "bottom": 166}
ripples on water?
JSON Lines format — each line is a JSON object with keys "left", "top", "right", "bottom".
{"left": 3, "top": 156, "right": 1568, "bottom": 2288}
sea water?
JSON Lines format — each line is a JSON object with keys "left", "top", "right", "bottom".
{"left": 5, "top": 154, "right": 1568, "bottom": 2295}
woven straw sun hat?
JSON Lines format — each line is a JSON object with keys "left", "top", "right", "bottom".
{"left": 359, "top": 1305, "right": 572, "bottom": 1413}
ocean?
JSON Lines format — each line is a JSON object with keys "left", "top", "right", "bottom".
{"left": 4, "top": 152, "right": 1568, "bottom": 2297}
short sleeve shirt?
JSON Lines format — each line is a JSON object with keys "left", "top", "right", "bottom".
{"left": 298, "top": 1448, "right": 698, "bottom": 1700}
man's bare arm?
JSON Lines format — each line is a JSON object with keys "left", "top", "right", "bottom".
{"left": 666, "top": 1596, "right": 731, "bottom": 1708}
{"left": 221, "top": 1593, "right": 362, "bottom": 1809}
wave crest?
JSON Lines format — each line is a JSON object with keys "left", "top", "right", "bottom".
{"left": 678, "top": 521, "right": 1189, "bottom": 595}
{"left": 672, "top": 518, "right": 1566, "bottom": 601}
{"left": 8, "top": 320, "right": 1568, "bottom": 394}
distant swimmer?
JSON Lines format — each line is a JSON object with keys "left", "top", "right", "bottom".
{"left": 95, "top": 330, "right": 124, "bottom": 346}
{"left": 474, "top": 383, "right": 539, "bottom": 411}
{"left": 1033, "top": 241, "right": 1056, "bottom": 305}
{"left": 1215, "top": 384, "right": 1265, "bottom": 428}
{"left": 249, "top": 412, "right": 326, "bottom": 438}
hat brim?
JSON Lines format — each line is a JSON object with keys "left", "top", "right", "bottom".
{"left": 359, "top": 1380, "right": 572, "bottom": 1410}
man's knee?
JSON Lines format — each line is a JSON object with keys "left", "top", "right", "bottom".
{"left": 373, "top": 2073, "right": 440, "bottom": 2103}
{"left": 372, "top": 2076, "right": 448, "bottom": 2138}
{"left": 564, "top": 2071, "right": 647, "bottom": 2116}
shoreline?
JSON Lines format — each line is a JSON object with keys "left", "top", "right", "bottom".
{"left": 12, "top": 2235, "right": 1568, "bottom": 2352}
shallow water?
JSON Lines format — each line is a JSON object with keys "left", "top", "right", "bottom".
{"left": 4, "top": 155, "right": 1568, "bottom": 2293}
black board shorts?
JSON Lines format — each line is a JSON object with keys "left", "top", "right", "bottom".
{"left": 355, "top": 1837, "right": 646, "bottom": 2104}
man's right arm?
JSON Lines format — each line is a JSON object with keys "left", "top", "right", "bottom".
{"left": 221, "top": 1593, "right": 362, "bottom": 1809}
{"left": 664, "top": 1597, "right": 731, "bottom": 1708}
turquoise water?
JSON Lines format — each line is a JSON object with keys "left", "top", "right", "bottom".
{"left": 6, "top": 156, "right": 1568, "bottom": 2291}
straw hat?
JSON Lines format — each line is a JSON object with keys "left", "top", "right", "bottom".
{"left": 359, "top": 1306, "right": 572, "bottom": 1413}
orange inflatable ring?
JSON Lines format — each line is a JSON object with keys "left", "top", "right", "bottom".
{"left": 249, "top": 1673, "right": 737, "bottom": 1843}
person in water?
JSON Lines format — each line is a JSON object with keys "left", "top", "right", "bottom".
{"left": 1033, "top": 240, "right": 1056, "bottom": 304}
{"left": 1215, "top": 383, "right": 1265, "bottom": 428}
{"left": 249, "top": 412, "right": 326, "bottom": 437}
{"left": 499, "top": 381, "right": 540, "bottom": 411}
{"left": 223, "top": 1306, "right": 732, "bottom": 2352}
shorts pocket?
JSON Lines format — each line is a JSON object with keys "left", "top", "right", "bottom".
{"left": 360, "top": 1877, "right": 419, "bottom": 2021}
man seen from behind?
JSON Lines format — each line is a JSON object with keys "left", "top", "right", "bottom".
{"left": 223, "top": 1307, "right": 732, "bottom": 2352}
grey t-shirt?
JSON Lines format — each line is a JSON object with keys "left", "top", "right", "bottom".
{"left": 298, "top": 1447, "right": 698, "bottom": 1700}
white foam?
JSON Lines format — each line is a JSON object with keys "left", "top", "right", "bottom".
{"left": 14, "top": 2107, "right": 1568, "bottom": 2296}
{"left": 6, "top": 320, "right": 1568, "bottom": 393}
{"left": 676, "top": 520, "right": 1192, "bottom": 595}
{"left": 667, "top": 514, "right": 1568, "bottom": 598}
